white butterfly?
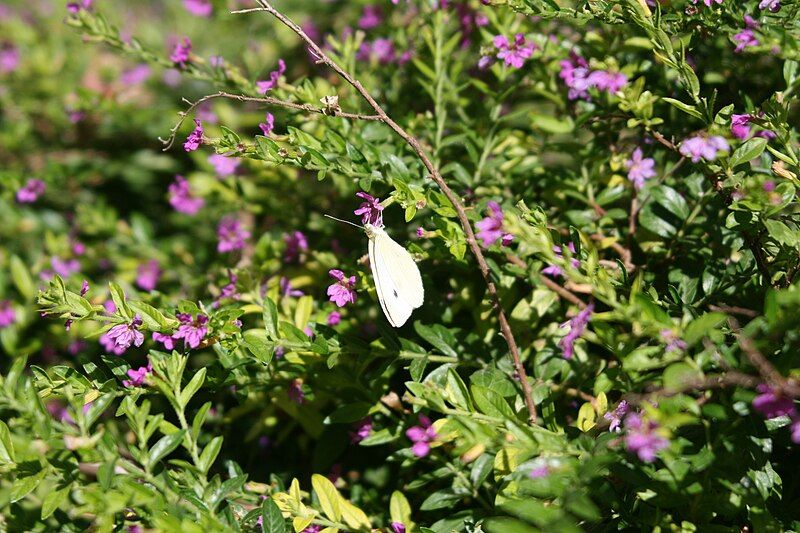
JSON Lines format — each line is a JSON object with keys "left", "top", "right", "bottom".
{"left": 364, "top": 223, "right": 424, "bottom": 328}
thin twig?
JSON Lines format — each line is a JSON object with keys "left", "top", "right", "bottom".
{"left": 539, "top": 275, "right": 587, "bottom": 309}
{"left": 623, "top": 371, "right": 762, "bottom": 405}
{"left": 728, "top": 317, "right": 800, "bottom": 397}
{"left": 247, "top": 1, "right": 539, "bottom": 424}
{"left": 160, "top": 91, "right": 382, "bottom": 150}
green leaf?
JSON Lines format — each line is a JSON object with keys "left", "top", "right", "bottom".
{"left": 639, "top": 185, "right": 690, "bottom": 238}
{"left": 108, "top": 281, "right": 131, "bottom": 320}
{"left": 243, "top": 330, "right": 275, "bottom": 366}
{"left": 198, "top": 436, "right": 222, "bottom": 474}
{"left": 729, "top": 137, "right": 767, "bottom": 168}
{"left": 530, "top": 114, "right": 574, "bottom": 133}
{"left": 662, "top": 97, "right": 704, "bottom": 120}
{"left": 128, "top": 300, "right": 174, "bottom": 330}
{"left": 293, "top": 295, "right": 313, "bottom": 329}
{"left": 325, "top": 402, "right": 373, "bottom": 424}
{"left": 764, "top": 219, "right": 798, "bottom": 247}
{"left": 420, "top": 489, "right": 465, "bottom": 510}
{"left": 261, "top": 498, "right": 286, "bottom": 533}
{"left": 0, "top": 420, "right": 15, "bottom": 464}
{"left": 663, "top": 362, "right": 702, "bottom": 391}
{"left": 471, "top": 384, "right": 515, "bottom": 419}
{"left": 179, "top": 368, "right": 206, "bottom": 407}
{"left": 192, "top": 402, "right": 212, "bottom": 440}
{"left": 10, "top": 255, "right": 35, "bottom": 300}
{"left": 10, "top": 468, "right": 47, "bottom": 503}
{"left": 262, "top": 297, "right": 279, "bottom": 340}
{"left": 311, "top": 473, "right": 342, "bottom": 521}
{"left": 390, "top": 490, "right": 412, "bottom": 525}
{"left": 148, "top": 430, "right": 186, "bottom": 466}
{"left": 98, "top": 460, "right": 116, "bottom": 490}
{"left": 683, "top": 312, "right": 726, "bottom": 346}
{"left": 413, "top": 323, "right": 458, "bottom": 358}
{"left": 85, "top": 392, "right": 115, "bottom": 427}
{"left": 41, "top": 484, "right": 70, "bottom": 520}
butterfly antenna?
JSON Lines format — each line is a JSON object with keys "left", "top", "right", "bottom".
{"left": 324, "top": 214, "right": 363, "bottom": 230}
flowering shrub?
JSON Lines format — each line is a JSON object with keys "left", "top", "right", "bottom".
{"left": 2, "top": 0, "right": 800, "bottom": 531}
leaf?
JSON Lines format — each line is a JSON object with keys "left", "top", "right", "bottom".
{"left": 662, "top": 97, "right": 704, "bottom": 120}
{"left": 683, "top": 312, "right": 726, "bottom": 346}
{"left": 179, "top": 368, "right": 207, "bottom": 407}
{"left": 243, "top": 330, "right": 275, "bottom": 366}
{"left": 148, "top": 430, "right": 186, "bottom": 466}
{"left": 294, "top": 295, "right": 313, "bottom": 329}
{"left": 192, "top": 402, "right": 212, "bottom": 440}
{"left": 0, "top": 420, "right": 15, "bottom": 464}
{"left": 764, "top": 219, "right": 798, "bottom": 247}
{"left": 198, "top": 436, "right": 223, "bottom": 474}
{"left": 445, "top": 368, "right": 472, "bottom": 410}
{"left": 41, "top": 484, "right": 70, "bottom": 520}
{"left": 340, "top": 499, "right": 372, "bottom": 530}
{"left": 261, "top": 498, "right": 286, "bottom": 533}
{"left": 530, "top": 114, "right": 574, "bottom": 133}
{"left": 108, "top": 281, "right": 131, "bottom": 319}
{"left": 10, "top": 468, "right": 47, "bottom": 503}
{"left": 663, "top": 362, "right": 702, "bottom": 391}
{"left": 390, "top": 491, "right": 412, "bottom": 525}
{"left": 128, "top": 300, "right": 174, "bottom": 330}
{"left": 10, "top": 255, "right": 35, "bottom": 300}
{"left": 420, "top": 489, "right": 465, "bottom": 510}
{"left": 576, "top": 402, "right": 596, "bottom": 431}
{"left": 263, "top": 297, "right": 279, "bottom": 340}
{"left": 639, "top": 185, "right": 690, "bottom": 238}
{"left": 311, "top": 473, "right": 342, "bottom": 521}
{"left": 98, "top": 460, "right": 116, "bottom": 490}
{"left": 325, "top": 403, "right": 373, "bottom": 424}
{"left": 413, "top": 323, "right": 458, "bottom": 358}
{"left": 471, "top": 385, "right": 515, "bottom": 419}
{"left": 85, "top": 392, "right": 115, "bottom": 427}
{"left": 729, "top": 137, "right": 767, "bottom": 168}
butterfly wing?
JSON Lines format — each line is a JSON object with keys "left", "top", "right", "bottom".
{"left": 368, "top": 231, "right": 424, "bottom": 327}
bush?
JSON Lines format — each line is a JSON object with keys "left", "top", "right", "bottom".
{"left": 1, "top": 0, "right": 800, "bottom": 531}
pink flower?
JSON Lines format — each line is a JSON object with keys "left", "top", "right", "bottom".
{"left": 172, "top": 313, "right": 208, "bottom": 349}
{"left": 558, "top": 303, "right": 594, "bottom": 359}
{"left": 135, "top": 260, "right": 161, "bottom": 291}
{"left": 0, "top": 301, "right": 15, "bottom": 328}
{"left": 542, "top": 242, "right": 579, "bottom": 278}
{"left": 259, "top": 112, "right": 275, "bottom": 136}
{"left": 586, "top": 70, "right": 628, "bottom": 93}
{"left": 731, "top": 114, "right": 751, "bottom": 139}
{"left": 0, "top": 44, "right": 19, "bottom": 74}
{"left": 16, "top": 179, "right": 45, "bottom": 203}
{"left": 625, "top": 147, "right": 656, "bottom": 189}
{"left": 183, "top": 119, "right": 203, "bottom": 152}
{"left": 391, "top": 523, "right": 406, "bottom": 533}
{"left": 217, "top": 217, "right": 250, "bottom": 253}
{"left": 327, "top": 269, "right": 357, "bottom": 307}
{"left": 51, "top": 257, "right": 80, "bottom": 277}
{"left": 357, "top": 39, "right": 398, "bottom": 64}
{"left": 759, "top": 0, "right": 780, "bottom": 11}
{"left": 752, "top": 384, "right": 796, "bottom": 419}
{"left": 152, "top": 331, "right": 176, "bottom": 350}
{"left": 624, "top": 413, "right": 669, "bottom": 463}
{"left": 559, "top": 52, "right": 592, "bottom": 100}
{"left": 791, "top": 419, "right": 800, "bottom": 444}
{"left": 288, "top": 379, "right": 305, "bottom": 404}
{"left": 217, "top": 270, "right": 239, "bottom": 302}
{"left": 358, "top": 5, "right": 383, "bottom": 29}
{"left": 104, "top": 300, "right": 117, "bottom": 314}
{"left": 529, "top": 465, "right": 550, "bottom": 478}
{"left": 280, "top": 277, "right": 304, "bottom": 298}
{"left": 283, "top": 231, "right": 308, "bottom": 263}
{"left": 123, "top": 361, "right": 152, "bottom": 388}
{"left": 406, "top": 415, "right": 436, "bottom": 457}
{"left": 493, "top": 33, "right": 536, "bottom": 69}
{"left": 327, "top": 311, "right": 341, "bottom": 326}
{"left": 475, "top": 201, "right": 513, "bottom": 247}
{"left": 603, "top": 400, "right": 630, "bottom": 433}
{"left": 733, "top": 29, "right": 759, "bottom": 53}
{"left": 256, "top": 59, "right": 286, "bottom": 94}
{"left": 349, "top": 417, "right": 373, "bottom": 443}
{"left": 168, "top": 175, "right": 205, "bottom": 215}
{"left": 690, "top": 0, "right": 723, "bottom": 5}
{"left": 679, "top": 135, "right": 730, "bottom": 162}
{"left": 106, "top": 315, "right": 145, "bottom": 351}
{"left": 660, "top": 329, "right": 687, "bottom": 353}
{"left": 66, "top": 0, "right": 91, "bottom": 13}
{"left": 183, "top": 0, "right": 212, "bottom": 16}
{"left": 80, "top": 280, "right": 90, "bottom": 296}
{"left": 208, "top": 154, "right": 240, "bottom": 177}
{"left": 120, "top": 64, "right": 151, "bottom": 85}
{"left": 170, "top": 37, "right": 192, "bottom": 68}
{"left": 354, "top": 192, "right": 384, "bottom": 226}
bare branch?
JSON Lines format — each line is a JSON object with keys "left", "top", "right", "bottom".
{"left": 249, "top": 0, "right": 539, "bottom": 424}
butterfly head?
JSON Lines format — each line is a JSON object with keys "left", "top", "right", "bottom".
{"left": 363, "top": 223, "right": 385, "bottom": 239}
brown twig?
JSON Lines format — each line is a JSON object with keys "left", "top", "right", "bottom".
{"left": 244, "top": 1, "right": 539, "bottom": 424}
{"left": 708, "top": 304, "right": 758, "bottom": 318}
{"left": 624, "top": 371, "right": 762, "bottom": 405}
{"left": 728, "top": 318, "right": 800, "bottom": 397}
{"left": 160, "top": 91, "right": 382, "bottom": 150}
{"left": 539, "top": 275, "right": 587, "bottom": 309}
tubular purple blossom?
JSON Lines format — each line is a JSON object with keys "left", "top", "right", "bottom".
{"left": 172, "top": 313, "right": 208, "bottom": 349}
{"left": 136, "top": 260, "right": 161, "bottom": 291}
{"left": 475, "top": 201, "right": 513, "bottom": 247}
{"left": 624, "top": 413, "right": 669, "bottom": 462}
{"left": 16, "top": 179, "right": 46, "bottom": 203}
{"left": 183, "top": 119, "right": 203, "bottom": 152}
{"left": 106, "top": 315, "right": 145, "bottom": 351}
{"left": 170, "top": 37, "right": 192, "bottom": 68}
{"left": 354, "top": 192, "right": 384, "bottom": 226}
{"left": 216, "top": 217, "right": 250, "bottom": 253}
{"left": 0, "top": 301, "right": 15, "bottom": 328}
{"left": 558, "top": 303, "right": 594, "bottom": 359}
{"left": 327, "top": 269, "right": 357, "bottom": 307}
{"left": 259, "top": 112, "right": 275, "bottom": 136}
{"left": 625, "top": 147, "right": 656, "bottom": 189}
{"left": 168, "top": 175, "right": 204, "bottom": 215}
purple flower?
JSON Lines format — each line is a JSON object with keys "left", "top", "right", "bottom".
{"left": 759, "top": 0, "right": 780, "bottom": 11}
{"left": 80, "top": 280, "right": 90, "bottom": 296}
{"left": 120, "top": 64, "right": 151, "bottom": 85}
{"left": 791, "top": 419, "right": 800, "bottom": 444}
{"left": 558, "top": 303, "right": 594, "bottom": 359}
{"left": 406, "top": 415, "right": 437, "bottom": 457}
{"left": 136, "top": 260, "right": 161, "bottom": 291}
{"left": 170, "top": 37, "right": 192, "bottom": 68}
{"left": 624, "top": 413, "right": 669, "bottom": 463}
{"left": 603, "top": 400, "right": 630, "bottom": 433}
{"left": 349, "top": 417, "right": 373, "bottom": 443}
{"left": 358, "top": 39, "right": 398, "bottom": 64}
{"left": 752, "top": 384, "right": 796, "bottom": 419}
{"left": 391, "top": 523, "right": 406, "bottom": 533}
{"left": 586, "top": 70, "right": 628, "bottom": 93}
{"left": 208, "top": 154, "right": 240, "bottom": 177}
{"left": 256, "top": 59, "right": 286, "bottom": 94}
{"left": 183, "top": 119, "right": 203, "bottom": 152}
{"left": 288, "top": 379, "right": 305, "bottom": 404}
{"left": 327, "top": 269, "right": 357, "bottom": 307}
{"left": 123, "top": 361, "right": 152, "bottom": 388}
{"left": 542, "top": 242, "right": 580, "bottom": 278}
{"left": 172, "top": 313, "right": 209, "bottom": 349}
{"left": 529, "top": 465, "right": 550, "bottom": 478}
{"left": 106, "top": 315, "right": 145, "bottom": 351}
{"left": 493, "top": 34, "right": 536, "bottom": 69}
{"left": 280, "top": 277, "right": 304, "bottom": 298}
{"left": 16, "top": 179, "right": 45, "bottom": 203}
{"left": 731, "top": 114, "right": 752, "bottom": 139}
{"left": 625, "top": 148, "right": 656, "bottom": 189}
{"left": 259, "top": 112, "right": 275, "bottom": 136}
{"left": 733, "top": 29, "right": 759, "bottom": 53}
{"left": 0, "top": 44, "right": 19, "bottom": 74}
{"left": 184, "top": 0, "right": 212, "bottom": 17}
{"left": 354, "top": 192, "right": 384, "bottom": 226}
{"left": 217, "top": 270, "right": 239, "bottom": 302}
{"left": 679, "top": 135, "right": 730, "bottom": 162}
{"left": 327, "top": 311, "right": 341, "bottom": 326}
{"left": 475, "top": 201, "right": 513, "bottom": 247}
{"left": 690, "top": 0, "right": 723, "bottom": 5}
{"left": 358, "top": 5, "right": 383, "bottom": 29}
{"left": 52, "top": 257, "right": 80, "bottom": 277}
{"left": 301, "top": 526, "right": 321, "bottom": 533}
{"left": 152, "top": 331, "right": 176, "bottom": 350}
{"left": 66, "top": 0, "right": 91, "bottom": 13}
{"left": 559, "top": 53, "right": 592, "bottom": 100}
{"left": 660, "top": 329, "right": 687, "bottom": 353}
{"left": 283, "top": 231, "right": 308, "bottom": 263}
{"left": 0, "top": 301, "right": 15, "bottom": 328}
{"left": 168, "top": 175, "right": 205, "bottom": 215}
{"left": 104, "top": 300, "right": 117, "bottom": 314}
{"left": 216, "top": 217, "right": 250, "bottom": 253}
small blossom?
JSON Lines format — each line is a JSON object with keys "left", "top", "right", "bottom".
{"left": 216, "top": 217, "right": 250, "bottom": 253}
{"left": 559, "top": 52, "right": 592, "bottom": 100}
{"left": 106, "top": 315, "right": 145, "bottom": 351}
{"left": 136, "top": 260, "right": 161, "bottom": 291}
{"left": 16, "top": 179, "right": 46, "bottom": 203}
{"left": 690, "top": 0, "right": 723, "bottom": 5}
{"left": 406, "top": 415, "right": 437, "bottom": 457}
{"left": 52, "top": 257, "right": 80, "bottom": 278}
{"left": 168, "top": 175, "right": 205, "bottom": 215}
{"left": 603, "top": 400, "right": 630, "bottom": 433}
{"left": 256, "top": 59, "right": 286, "bottom": 94}
{"left": 679, "top": 135, "right": 730, "bottom": 163}
{"left": 208, "top": 154, "right": 240, "bottom": 177}
{"left": 357, "top": 38, "right": 398, "bottom": 64}
{"left": 586, "top": 70, "right": 628, "bottom": 93}
{"left": 123, "top": 361, "right": 152, "bottom": 388}
{"left": 558, "top": 303, "right": 594, "bottom": 359}
{"left": 624, "top": 413, "right": 669, "bottom": 463}
{"left": 288, "top": 379, "right": 305, "bottom": 404}
{"left": 152, "top": 331, "right": 176, "bottom": 350}
{"left": 0, "top": 44, "right": 19, "bottom": 74}
{"left": 660, "top": 329, "right": 688, "bottom": 353}
{"left": 625, "top": 148, "right": 656, "bottom": 189}
{"left": 731, "top": 114, "right": 751, "bottom": 140}
{"left": 327, "top": 269, "right": 357, "bottom": 307}
{"left": 283, "top": 231, "right": 308, "bottom": 263}
{"left": 752, "top": 384, "right": 796, "bottom": 419}
{"left": 209, "top": 55, "right": 224, "bottom": 68}
{"left": 327, "top": 311, "right": 341, "bottom": 326}
{"left": 170, "top": 37, "right": 192, "bottom": 68}
{"left": 120, "top": 64, "right": 151, "bottom": 85}
{"left": 529, "top": 465, "right": 550, "bottom": 478}
{"left": 416, "top": 227, "right": 425, "bottom": 238}
{"left": 349, "top": 417, "right": 373, "bottom": 443}
{"left": 172, "top": 313, "right": 209, "bottom": 349}
{"left": 492, "top": 34, "right": 536, "bottom": 69}
{"left": 791, "top": 419, "right": 800, "bottom": 444}
{"left": 391, "top": 523, "right": 406, "bottom": 533}
{"left": 354, "top": 192, "right": 384, "bottom": 226}
{"left": 104, "top": 300, "right": 117, "bottom": 314}
{"left": 80, "top": 280, "right": 90, "bottom": 296}
{"left": 280, "top": 277, "right": 304, "bottom": 298}
{"left": 475, "top": 201, "right": 513, "bottom": 247}
{"left": 217, "top": 270, "right": 239, "bottom": 302}
{"left": 733, "top": 29, "right": 759, "bottom": 53}
{"left": 542, "top": 242, "right": 580, "bottom": 278}
{"left": 259, "top": 112, "right": 275, "bottom": 136}
{"left": 66, "top": 0, "right": 91, "bottom": 13}
{"left": 0, "top": 301, "right": 15, "bottom": 328}
{"left": 759, "top": 0, "right": 780, "bottom": 11}
{"left": 183, "top": 119, "right": 204, "bottom": 152}
{"left": 358, "top": 5, "right": 383, "bottom": 29}
{"left": 184, "top": 0, "right": 212, "bottom": 16}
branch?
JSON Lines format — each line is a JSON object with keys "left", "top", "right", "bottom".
{"left": 160, "top": 91, "right": 382, "bottom": 150}
{"left": 728, "top": 318, "right": 800, "bottom": 397}
{"left": 246, "top": 0, "right": 538, "bottom": 424}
